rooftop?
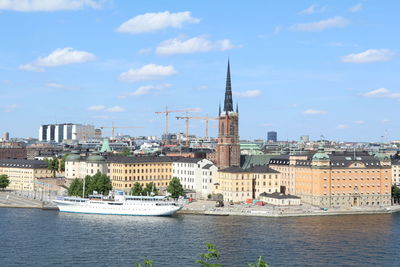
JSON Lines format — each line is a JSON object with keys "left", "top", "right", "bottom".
{"left": 0, "top": 159, "right": 48, "bottom": 169}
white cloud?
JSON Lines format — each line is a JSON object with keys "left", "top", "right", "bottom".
{"left": 362, "top": 88, "right": 400, "bottom": 99}
{"left": 88, "top": 105, "right": 106, "bottom": 111}
{"left": 274, "top": 25, "right": 282, "bottom": 34}
{"left": 119, "top": 84, "right": 172, "bottom": 98}
{"left": 382, "top": 118, "right": 390, "bottom": 123}
{"left": 137, "top": 48, "right": 152, "bottom": 55}
{"left": 354, "top": 120, "right": 365, "bottom": 124}
{"left": 156, "top": 36, "right": 237, "bottom": 55}
{"left": 299, "top": 4, "right": 326, "bottom": 15}
{"left": 3, "top": 104, "right": 18, "bottom": 112}
{"left": 337, "top": 124, "right": 349, "bottom": 129}
{"left": 303, "top": 109, "right": 327, "bottom": 115}
{"left": 348, "top": 3, "right": 362, "bottom": 12}
{"left": 20, "top": 47, "right": 96, "bottom": 71}
{"left": 107, "top": 106, "right": 125, "bottom": 112}
{"left": 119, "top": 64, "right": 177, "bottom": 83}
{"left": 46, "top": 82, "right": 65, "bottom": 89}
{"left": 233, "top": 90, "right": 262, "bottom": 98}
{"left": 290, "top": 16, "right": 350, "bottom": 32}
{"left": 0, "top": 0, "right": 101, "bottom": 12}
{"left": 116, "top": 11, "right": 200, "bottom": 34}
{"left": 341, "top": 49, "right": 395, "bottom": 63}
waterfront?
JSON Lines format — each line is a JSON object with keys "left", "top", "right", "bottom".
{"left": 1, "top": 209, "right": 399, "bottom": 266}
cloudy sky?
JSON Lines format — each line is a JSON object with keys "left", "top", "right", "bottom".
{"left": 1, "top": 0, "right": 399, "bottom": 142}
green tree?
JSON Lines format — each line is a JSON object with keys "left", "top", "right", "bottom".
{"left": 91, "top": 172, "right": 112, "bottom": 195}
{"left": 0, "top": 174, "right": 10, "bottom": 190}
{"left": 167, "top": 177, "right": 185, "bottom": 199}
{"left": 392, "top": 185, "right": 400, "bottom": 204}
{"left": 248, "top": 257, "right": 268, "bottom": 267}
{"left": 60, "top": 154, "right": 68, "bottom": 172}
{"left": 143, "top": 182, "right": 159, "bottom": 196}
{"left": 135, "top": 258, "right": 154, "bottom": 267}
{"left": 195, "top": 243, "right": 222, "bottom": 267}
{"left": 131, "top": 182, "right": 143, "bottom": 196}
{"left": 47, "top": 157, "right": 59, "bottom": 178}
{"left": 121, "top": 147, "right": 131, "bottom": 156}
{"left": 67, "top": 178, "right": 83, "bottom": 197}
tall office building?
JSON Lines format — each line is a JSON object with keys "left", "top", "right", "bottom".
{"left": 267, "top": 131, "right": 277, "bottom": 142}
{"left": 39, "top": 123, "right": 96, "bottom": 143}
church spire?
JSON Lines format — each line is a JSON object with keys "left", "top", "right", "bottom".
{"left": 223, "top": 59, "right": 233, "bottom": 112}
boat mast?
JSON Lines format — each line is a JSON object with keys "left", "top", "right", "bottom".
{"left": 82, "top": 178, "right": 86, "bottom": 198}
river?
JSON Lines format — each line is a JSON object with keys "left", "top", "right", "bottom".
{"left": 0, "top": 208, "right": 399, "bottom": 266}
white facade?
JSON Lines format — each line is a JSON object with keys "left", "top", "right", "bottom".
{"left": 65, "top": 158, "right": 107, "bottom": 179}
{"left": 392, "top": 163, "right": 400, "bottom": 186}
{"left": 172, "top": 158, "right": 217, "bottom": 199}
{"left": 39, "top": 123, "right": 96, "bottom": 143}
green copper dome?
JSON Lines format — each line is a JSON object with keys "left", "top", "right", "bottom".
{"left": 66, "top": 152, "right": 81, "bottom": 161}
{"left": 86, "top": 153, "right": 105, "bottom": 162}
{"left": 312, "top": 145, "right": 330, "bottom": 161}
{"left": 100, "top": 138, "right": 112, "bottom": 153}
{"left": 375, "top": 145, "right": 389, "bottom": 161}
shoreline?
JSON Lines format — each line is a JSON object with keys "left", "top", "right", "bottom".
{"left": 1, "top": 204, "right": 399, "bottom": 218}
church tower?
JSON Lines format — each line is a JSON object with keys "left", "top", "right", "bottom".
{"left": 216, "top": 60, "right": 240, "bottom": 169}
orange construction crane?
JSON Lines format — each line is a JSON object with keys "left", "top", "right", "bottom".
{"left": 155, "top": 107, "right": 200, "bottom": 145}
{"left": 176, "top": 115, "right": 218, "bottom": 146}
{"left": 100, "top": 122, "right": 143, "bottom": 140}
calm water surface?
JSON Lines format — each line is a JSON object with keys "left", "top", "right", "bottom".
{"left": 0, "top": 208, "right": 399, "bottom": 266}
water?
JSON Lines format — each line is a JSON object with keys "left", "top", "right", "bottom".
{"left": 1, "top": 209, "right": 399, "bottom": 267}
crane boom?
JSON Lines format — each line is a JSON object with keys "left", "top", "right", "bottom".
{"left": 99, "top": 122, "right": 143, "bottom": 140}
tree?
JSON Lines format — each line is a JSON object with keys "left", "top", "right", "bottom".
{"left": 60, "top": 154, "right": 68, "bottom": 172}
{"left": 67, "top": 173, "right": 112, "bottom": 197}
{"left": 121, "top": 147, "right": 131, "bottom": 156}
{"left": 135, "top": 258, "right": 154, "bottom": 267}
{"left": 131, "top": 182, "right": 143, "bottom": 196}
{"left": 196, "top": 243, "right": 222, "bottom": 267}
{"left": 47, "top": 157, "right": 59, "bottom": 178}
{"left": 67, "top": 178, "right": 83, "bottom": 197}
{"left": 392, "top": 185, "right": 400, "bottom": 204}
{"left": 167, "top": 177, "right": 185, "bottom": 199}
{"left": 143, "top": 182, "right": 159, "bottom": 196}
{"left": 0, "top": 174, "right": 10, "bottom": 190}
{"left": 248, "top": 257, "right": 268, "bottom": 267}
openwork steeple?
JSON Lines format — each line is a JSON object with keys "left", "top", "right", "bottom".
{"left": 223, "top": 60, "right": 233, "bottom": 112}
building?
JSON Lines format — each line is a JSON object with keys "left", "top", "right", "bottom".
{"left": 0, "top": 142, "right": 27, "bottom": 160}
{"left": 0, "top": 159, "right": 53, "bottom": 191}
{"left": 269, "top": 146, "right": 392, "bottom": 208}
{"left": 300, "top": 135, "right": 310, "bottom": 142}
{"left": 216, "top": 165, "right": 281, "bottom": 203}
{"left": 2, "top": 132, "right": 9, "bottom": 141}
{"left": 392, "top": 159, "right": 400, "bottom": 186}
{"left": 65, "top": 152, "right": 108, "bottom": 180}
{"left": 259, "top": 192, "right": 301, "bottom": 206}
{"left": 172, "top": 158, "right": 217, "bottom": 199}
{"left": 107, "top": 156, "right": 178, "bottom": 192}
{"left": 216, "top": 61, "right": 240, "bottom": 169}
{"left": 267, "top": 131, "right": 277, "bottom": 142}
{"left": 39, "top": 123, "right": 96, "bottom": 143}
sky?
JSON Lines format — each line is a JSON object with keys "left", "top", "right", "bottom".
{"left": 1, "top": 0, "right": 399, "bottom": 142}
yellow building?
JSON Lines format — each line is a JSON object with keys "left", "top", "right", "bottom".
{"left": 108, "top": 156, "right": 177, "bottom": 192}
{"left": 269, "top": 146, "right": 392, "bottom": 208}
{"left": 216, "top": 166, "right": 281, "bottom": 203}
{"left": 0, "top": 159, "right": 53, "bottom": 191}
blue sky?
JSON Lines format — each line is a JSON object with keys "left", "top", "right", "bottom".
{"left": 1, "top": 0, "right": 399, "bottom": 142}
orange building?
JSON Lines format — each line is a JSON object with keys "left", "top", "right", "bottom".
{"left": 269, "top": 146, "right": 392, "bottom": 208}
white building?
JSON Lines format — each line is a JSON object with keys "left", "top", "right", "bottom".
{"left": 39, "top": 123, "right": 96, "bottom": 143}
{"left": 392, "top": 160, "right": 400, "bottom": 186}
{"left": 172, "top": 158, "right": 217, "bottom": 199}
{"left": 65, "top": 153, "right": 107, "bottom": 180}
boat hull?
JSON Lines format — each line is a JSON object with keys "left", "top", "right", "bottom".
{"left": 53, "top": 200, "right": 182, "bottom": 216}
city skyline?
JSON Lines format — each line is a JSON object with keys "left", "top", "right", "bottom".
{"left": 1, "top": 0, "right": 399, "bottom": 142}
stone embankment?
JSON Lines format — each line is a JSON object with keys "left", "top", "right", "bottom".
{"left": 0, "top": 191, "right": 57, "bottom": 210}
{"left": 178, "top": 200, "right": 400, "bottom": 217}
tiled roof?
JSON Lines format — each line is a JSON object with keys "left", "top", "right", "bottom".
{"left": 0, "top": 159, "right": 48, "bottom": 169}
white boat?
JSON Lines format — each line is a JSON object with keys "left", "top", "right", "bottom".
{"left": 53, "top": 191, "right": 182, "bottom": 216}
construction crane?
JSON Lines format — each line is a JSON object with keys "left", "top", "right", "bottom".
{"left": 176, "top": 115, "right": 218, "bottom": 147}
{"left": 100, "top": 122, "right": 143, "bottom": 140}
{"left": 155, "top": 107, "right": 200, "bottom": 145}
